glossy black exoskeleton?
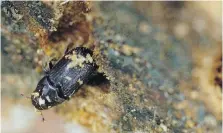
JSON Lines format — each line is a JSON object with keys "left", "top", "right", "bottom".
{"left": 31, "top": 47, "right": 97, "bottom": 110}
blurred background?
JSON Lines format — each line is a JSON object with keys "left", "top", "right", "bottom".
{"left": 1, "top": 1, "right": 222, "bottom": 133}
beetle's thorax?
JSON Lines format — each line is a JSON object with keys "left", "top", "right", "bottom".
{"left": 31, "top": 76, "right": 65, "bottom": 110}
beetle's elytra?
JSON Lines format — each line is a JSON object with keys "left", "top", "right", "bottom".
{"left": 31, "top": 47, "right": 97, "bottom": 110}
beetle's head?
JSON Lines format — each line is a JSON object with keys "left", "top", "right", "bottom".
{"left": 31, "top": 77, "right": 64, "bottom": 110}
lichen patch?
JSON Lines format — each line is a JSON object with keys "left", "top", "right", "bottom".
{"left": 77, "top": 79, "right": 83, "bottom": 85}
{"left": 66, "top": 51, "right": 88, "bottom": 68}
{"left": 86, "top": 53, "right": 93, "bottom": 63}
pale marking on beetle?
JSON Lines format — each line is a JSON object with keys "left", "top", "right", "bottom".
{"left": 65, "top": 51, "right": 93, "bottom": 69}
{"left": 65, "top": 76, "right": 72, "bottom": 81}
{"left": 39, "top": 97, "right": 45, "bottom": 105}
{"left": 32, "top": 92, "right": 39, "bottom": 98}
{"left": 86, "top": 53, "right": 93, "bottom": 63}
{"left": 77, "top": 79, "right": 83, "bottom": 85}
{"left": 46, "top": 96, "right": 51, "bottom": 102}
{"left": 65, "top": 51, "right": 86, "bottom": 68}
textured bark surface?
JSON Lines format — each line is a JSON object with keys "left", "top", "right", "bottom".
{"left": 1, "top": 1, "right": 222, "bottom": 133}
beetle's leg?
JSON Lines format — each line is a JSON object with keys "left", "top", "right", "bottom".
{"left": 42, "top": 58, "right": 57, "bottom": 75}
{"left": 49, "top": 60, "right": 54, "bottom": 70}
{"left": 43, "top": 65, "right": 50, "bottom": 75}
{"left": 65, "top": 43, "right": 73, "bottom": 54}
{"left": 49, "top": 58, "right": 58, "bottom": 69}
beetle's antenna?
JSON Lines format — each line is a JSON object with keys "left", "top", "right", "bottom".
{"left": 20, "top": 93, "right": 31, "bottom": 99}
{"left": 21, "top": 93, "right": 45, "bottom": 122}
{"left": 35, "top": 108, "right": 45, "bottom": 122}
{"left": 40, "top": 111, "right": 45, "bottom": 122}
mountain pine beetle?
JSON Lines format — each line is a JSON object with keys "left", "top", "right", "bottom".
{"left": 31, "top": 47, "right": 97, "bottom": 110}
